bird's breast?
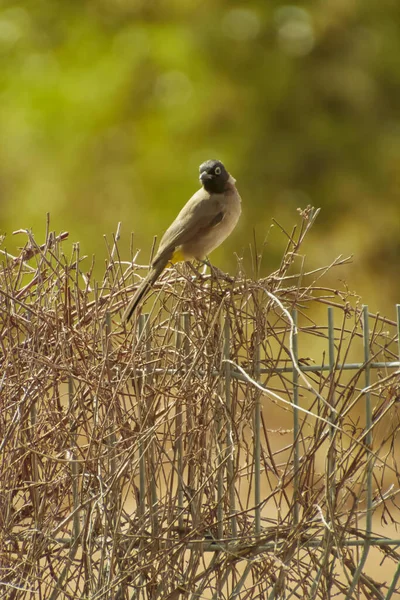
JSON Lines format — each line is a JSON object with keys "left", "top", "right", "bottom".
{"left": 181, "top": 191, "right": 241, "bottom": 260}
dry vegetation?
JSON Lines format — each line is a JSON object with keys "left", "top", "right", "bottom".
{"left": 1, "top": 209, "right": 400, "bottom": 599}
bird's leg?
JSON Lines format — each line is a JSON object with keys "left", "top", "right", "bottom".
{"left": 186, "top": 261, "right": 205, "bottom": 280}
{"left": 200, "top": 259, "right": 208, "bottom": 276}
{"left": 199, "top": 258, "right": 234, "bottom": 282}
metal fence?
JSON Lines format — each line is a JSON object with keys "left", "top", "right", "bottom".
{"left": 123, "top": 304, "right": 400, "bottom": 600}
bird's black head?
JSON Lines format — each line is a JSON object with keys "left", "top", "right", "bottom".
{"left": 199, "top": 159, "right": 229, "bottom": 194}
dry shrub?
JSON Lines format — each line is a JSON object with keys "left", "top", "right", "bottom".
{"left": 1, "top": 209, "right": 399, "bottom": 599}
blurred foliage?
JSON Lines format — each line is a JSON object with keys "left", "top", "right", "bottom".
{"left": 1, "top": 0, "right": 400, "bottom": 313}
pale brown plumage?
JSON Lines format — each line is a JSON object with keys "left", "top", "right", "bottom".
{"left": 122, "top": 160, "right": 241, "bottom": 323}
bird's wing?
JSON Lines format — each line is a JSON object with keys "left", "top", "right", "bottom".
{"left": 152, "top": 190, "right": 224, "bottom": 265}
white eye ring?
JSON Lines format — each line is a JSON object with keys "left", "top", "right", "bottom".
{"left": 214, "top": 166, "right": 221, "bottom": 175}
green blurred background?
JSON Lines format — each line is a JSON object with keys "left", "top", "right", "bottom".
{"left": 1, "top": 0, "right": 400, "bottom": 314}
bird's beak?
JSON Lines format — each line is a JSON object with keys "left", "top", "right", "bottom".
{"left": 200, "top": 171, "right": 212, "bottom": 184}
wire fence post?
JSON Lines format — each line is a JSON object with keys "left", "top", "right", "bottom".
{"left": 310, "top": 306, "right": 337, "bottom": 598}
{"left": 174, "top": 313, "right": 185, "bottom": 535}
{"left": 292, "top": 309, "right": 300, "bottom": 526}
{"left": 224, "top": 314, "right": 237, "bottom": 538}
{"left": 345, "top": 305, "right": 374, "bottom": 600}
{"left": 137, "top": 314, "right": 147, "bottom": 521}
{"left": 253, "top": 323, "right": 261, "bottom": 536}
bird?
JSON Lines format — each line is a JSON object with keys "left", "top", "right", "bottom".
{"left": 122, "top": 159, "right": 242, "bottom": 323}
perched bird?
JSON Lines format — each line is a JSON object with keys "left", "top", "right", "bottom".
{"left": 122, "top": 159, "right": 242, "bottom": 322}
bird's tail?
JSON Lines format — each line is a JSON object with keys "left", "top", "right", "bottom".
{"left": 122, "top": 259, "right": 167, "bottom": 323}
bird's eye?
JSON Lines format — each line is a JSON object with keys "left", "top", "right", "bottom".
{"left": 214, "top": 166, "right": 221, "bottom": 175}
